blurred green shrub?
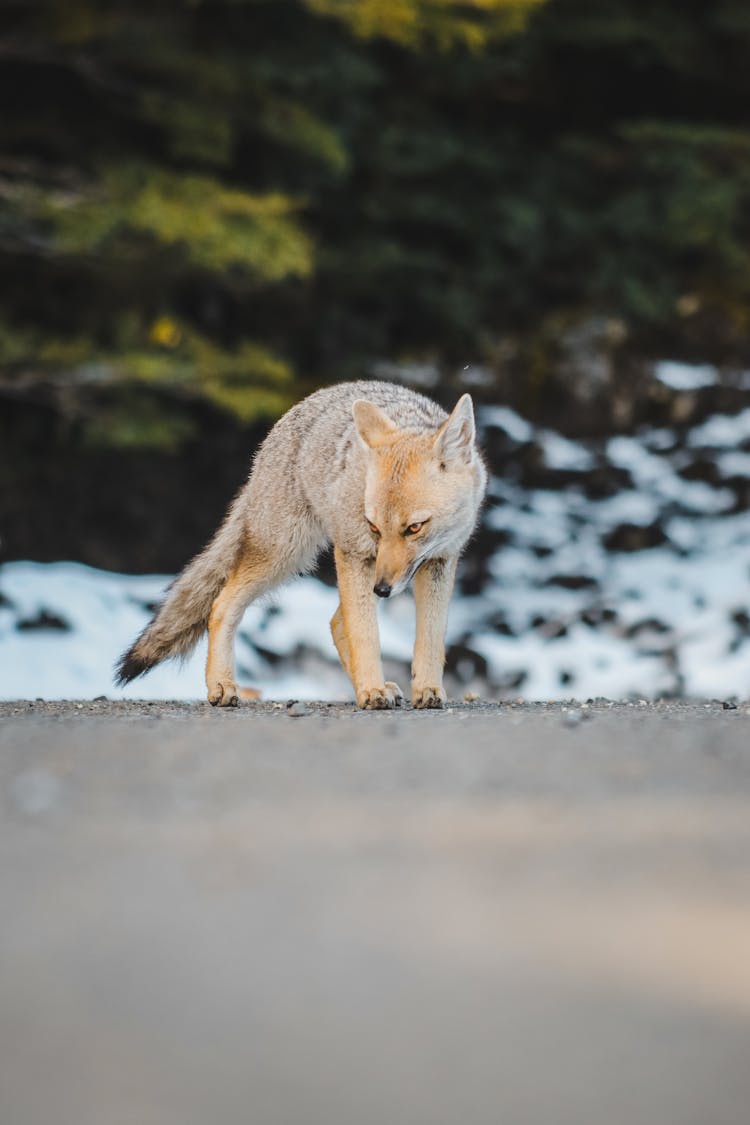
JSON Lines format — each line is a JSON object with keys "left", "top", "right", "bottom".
{"left": 2, "top": 0, "right": 750, "bottom": 447}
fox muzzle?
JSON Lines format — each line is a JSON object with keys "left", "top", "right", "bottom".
{"left": 373, "top": 580, "right": 392, "bottom": 599}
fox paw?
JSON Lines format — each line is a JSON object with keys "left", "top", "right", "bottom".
{"left": 412, "top": 684, "right": 446, "bottom": 709}
{"left": 357, "top": 682, "right": 404, "bottom": 710}
{"left": 207, "top": 681, "right": 239, "bottom": 708}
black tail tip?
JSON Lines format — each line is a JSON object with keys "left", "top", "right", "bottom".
{"left": 114, "top": 647, "right": 152, "bottom": 686}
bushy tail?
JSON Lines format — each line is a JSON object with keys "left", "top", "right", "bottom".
{"left": 115, "top": 508, "right": 246, "bottom": 686}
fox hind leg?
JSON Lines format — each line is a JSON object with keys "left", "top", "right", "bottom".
{"left": 206, "top": 548, "right": 275, "bottom": 706}
{"left": 329, "top": 603, "right": 352, "bottom": 680}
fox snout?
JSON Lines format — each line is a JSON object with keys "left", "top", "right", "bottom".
{"left": 373, "top": 550, "right": 412, "bottom": 597}
{"left": 371, "top": 530, "right": 422, "bottom": 597}
{"left": 373, "top": 546, "right": 409, "bottom": 598}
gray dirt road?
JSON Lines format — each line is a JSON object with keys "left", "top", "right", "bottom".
{"left": 1, "top": 698, "right": 750, "bottom": 1125}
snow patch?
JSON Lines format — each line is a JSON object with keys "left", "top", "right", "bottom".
{"left": 480, "top": 406, "right": 533, "bottom": 443}
{"left": 654, "top": 361, "right": 718, "bottom": 391}
{"left": 3, "top": 395, "right": 750, "bottom": 703}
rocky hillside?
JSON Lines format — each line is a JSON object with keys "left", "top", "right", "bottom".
{"left": 2, "top": 362, "right": 749, "bottom": 702}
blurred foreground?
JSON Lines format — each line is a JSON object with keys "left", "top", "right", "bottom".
{"left": 2, "top": 700, "right": 749, "bottom": 1125}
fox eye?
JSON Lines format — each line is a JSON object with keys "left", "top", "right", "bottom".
{"left": 404, "top": 521, "right": 424, "bottom": 536}
{"left": 367, "top": 519, "right": 380, "bottom": 537}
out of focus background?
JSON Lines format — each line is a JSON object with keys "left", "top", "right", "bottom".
{"left": 2, "top": 0, "right": 750, "bottom": 700}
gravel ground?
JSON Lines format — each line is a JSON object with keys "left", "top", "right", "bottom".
{"left": 2, "top": 698, "right": 750, "bottom": 1125}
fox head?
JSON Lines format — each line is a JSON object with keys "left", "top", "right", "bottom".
{"left": 352, "top": 393, "right": 483, "bottom": 598}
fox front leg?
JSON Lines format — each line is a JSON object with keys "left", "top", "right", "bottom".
{"left": 333, "top": 546, "right": 403, "bottom": 709}
{"left": 411, "top": 557, "right": 457, "bottom": 709}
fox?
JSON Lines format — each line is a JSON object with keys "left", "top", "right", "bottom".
{"left": 116, "top": 381, "right": 487, "bottom": 709}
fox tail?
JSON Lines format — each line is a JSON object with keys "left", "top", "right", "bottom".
{"left": 115, "top": 508, "right": 246, "bottom": 686}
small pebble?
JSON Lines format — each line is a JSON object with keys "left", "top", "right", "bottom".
{"left": 563, "top": 709, "right": 582, "bottom": 728}
{"left": 722, "top": 700, "right": 738, "bottom": 710}
{"left": 287, "top": 701, "right": 310, "bottom": 717}
{"left": 464, "top": 691, "right": 480, "bottom": 703}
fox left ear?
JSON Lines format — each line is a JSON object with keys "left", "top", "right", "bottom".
{"left": 352, "top": 399, "right": 398, "bottom": 449}
{"left": 434, "top": 393, "right": 475, "bottom": 464}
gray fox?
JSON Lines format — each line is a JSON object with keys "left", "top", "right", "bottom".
{"left": 116, "top": 381, "right": 487, "bottom": 708}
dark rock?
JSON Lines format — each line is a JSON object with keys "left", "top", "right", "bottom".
{"left": 491, "top": 669, "right": 527, "bottom": 693}
{"left": 731, "top": 609, "right": 750, "bottom": 632}
{"left": 579, "top": 607, "right": 618, "bottom": 627}
{"left": 128, "top": 597, "right": 161, "bottom": 615}
{"left": 678, "top": 457, "right": 724, "bottom": 487}
{"left": 481, "top": 428, "right": 534, "bottom": 465}
{"left": 545, "top": 574, "right": 599, "bottom": 591}
{"left": 314, "top": 545, "right": 338, "bottom": 588}
{"left": 445, "top": 643, "right": 488, "bottom": 682}
{"left": 625, "top": 617, "right": 670, "bottom": 639}
{"left": 457, "top": 556, "right": 490, "bottom": 597}
{"left": 16, "top": 609, "right": 71, "bottom": 632}
{"left": 603, "top": 522, "right": 668, "bottom": 553}
{"left": 722, "top": 477, "right": 750, "bottom": 514}
{"left": 253, "top": 643, "right": 284, "bottom": 666}
{"left": 513, "top": 444, "right": 591, "bottom": 492}
{"left": 489, "top": 614, "right": 515, "bottom": 637}
{"left": 582, "top": 465, "right": 633, "bottom": 500}
{"left": 531, "top": 616, "right": 568, "bottom": 639}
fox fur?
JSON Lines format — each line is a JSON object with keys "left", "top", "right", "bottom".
{"left": 116, "top": 381, "right": 487, "bottom": 708}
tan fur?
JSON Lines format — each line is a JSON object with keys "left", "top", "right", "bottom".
{"left": 333, "top": 547, "right": 404, "bottom": 708}
{"left": 116, "top": 381, "right": 487, "bottom": 709}
{"left": 411, "top": 556, "right": 458, "bottom": 707}
{"left": 205, "top": 545, "right": 273, "bottom": 706}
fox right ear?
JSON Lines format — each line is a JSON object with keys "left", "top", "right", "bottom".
{"left": 352, "top": 400, "right": 398, "bottom": 449}
{"left": 434, "top": 393, "right": 475, "bottom": 465}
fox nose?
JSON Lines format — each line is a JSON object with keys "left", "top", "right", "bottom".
{"left": 373, "top": 581, "right": 392, "bottom": 599}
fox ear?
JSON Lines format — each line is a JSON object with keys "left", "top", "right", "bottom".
{"left": 434, "top": 393, "right": 475, "bottom": 464}
{"left": 352, "top": 399, "right": 398, "bottom": 449}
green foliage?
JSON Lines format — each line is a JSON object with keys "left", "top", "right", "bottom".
{"left": 0, "top": 312, "right": 295, "bottom": 443}
{"left": 305, "top": 0, "right": 545, "bottom": 49}
{"left": 40, "top": 167, "right": 314, "bottom": 279}
{"left": 3, "top": 0, "right": 750, "bottom": 449}
{"left": 257, "top": 98, "right": 350, "bottom": 173}
{"left": 82, "top": 395, "right": 197, "bottom": 452}
{"left": 139, "top": 93, "right": 234, "bottom": 166}
{"left": 0, "top": 319, "right": 39, "bottom": 365}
